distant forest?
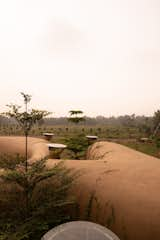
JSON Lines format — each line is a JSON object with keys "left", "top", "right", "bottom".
{"left": 0, "top": 114, "right": 153, "bottom": 127}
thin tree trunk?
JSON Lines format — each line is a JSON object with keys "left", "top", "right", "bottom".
{"left": 25, "top": 132, "right": 28, "bottom": 172}
{"left": 25, "top": 132, "right": 29, "bottom": 218}
{"left": 25, "top": 100, "right": 28, "bottom": 172}
{"left": 153, "top": 122, "right": 160, "bottom": 138}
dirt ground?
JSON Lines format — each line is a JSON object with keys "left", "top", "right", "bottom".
{"left": 0, "top": 137, "right": 160, "bottom": 240}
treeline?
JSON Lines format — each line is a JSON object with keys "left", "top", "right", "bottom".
{"left": 43, "top": 114, "right": 153, "bottom": 127}
{"left": 0, "top": 114, "right": 153, "bottom": 127}
{"left": 0, "top": 116, "right": 14, "bottom": 125}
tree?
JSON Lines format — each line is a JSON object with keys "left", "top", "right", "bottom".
{"left": 3, "top": 93, "right": 50, "bottom": 223}
{"left": 67, "top": 111, "right": 87, "bottom": 159}
{"left": 4, "top": 93, "right": 50, "bottom": 172}
{"left": 68, "top": 110, "right": 85, "bottom": 125}
{"left": 152, "top": 110, "right": 160, "bottom": 137}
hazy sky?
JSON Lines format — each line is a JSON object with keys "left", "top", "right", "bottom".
{"left": 0, "top": 0, "right": 160, "bottom": 117}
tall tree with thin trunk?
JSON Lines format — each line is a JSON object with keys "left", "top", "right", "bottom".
{"left": 4, "top": 92, "right": 50, "bottom": 172}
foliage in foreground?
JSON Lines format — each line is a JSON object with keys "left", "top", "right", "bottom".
{"left": 0, "top": 154, "right": 25, "bottom": 170}
{"left": 0, "top": 155, "right": 79, "bottom": 240}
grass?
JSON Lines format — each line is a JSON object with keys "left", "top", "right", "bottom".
{"left": 0, "top": 124, "right": 144, "bottom": 139}
{"left": 121, "top": 141, "right": 160, "bottom": 158}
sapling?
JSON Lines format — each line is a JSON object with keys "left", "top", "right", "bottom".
{"left": 4, "top": 92, "right": 50, "bottom": 172}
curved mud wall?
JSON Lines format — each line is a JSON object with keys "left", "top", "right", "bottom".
{"left": 0, "top": 136, "right": 49, "bottom": 162}
{"left": 1, "top": 137, "right": 160, "bottom": 240}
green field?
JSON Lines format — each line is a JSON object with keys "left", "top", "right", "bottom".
{"left": 0, "top": 124, "right": 160, "bottom": 159}
{"left": 0, "top": 124, "right": 145, "bottom": 139}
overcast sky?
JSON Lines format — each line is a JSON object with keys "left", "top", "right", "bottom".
{"left": 0, "top": 0, "right": 160, "bottom": 117}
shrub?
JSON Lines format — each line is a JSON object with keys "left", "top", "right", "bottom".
{"left": 0, "top": 153, "right": 25, "bottom": 170}
{"left": 64, "top": 134, "right": 89, "bottom": 159}
{"left": 0, "top": 156, "right": 79, "bottom": 240}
